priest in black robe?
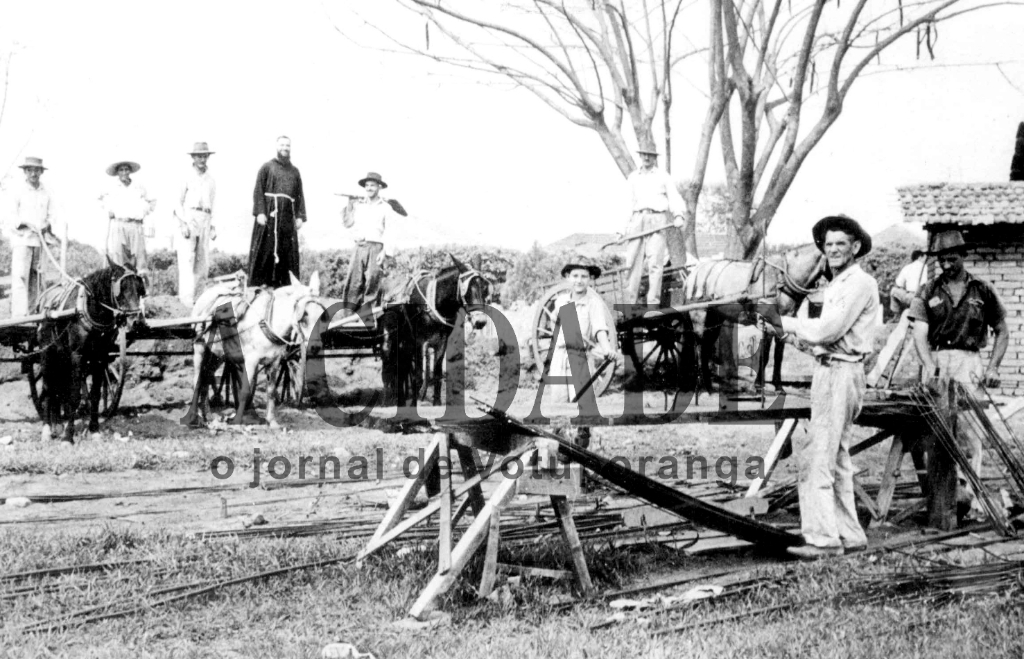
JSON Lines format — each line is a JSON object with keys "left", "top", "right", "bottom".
{"left": 248, "top": 136, "right": 307, "bottom": 288}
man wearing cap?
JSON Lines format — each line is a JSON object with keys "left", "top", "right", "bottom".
{"left": 100, "top": 160, "right": 156, "bottom": 272}
{"left": 175, "top": 142, "right": 217, "bottom": 307}
{"left": 3, "top": 157, "right": 60, "bottom": 316}
{"left": 758, "top": 215, "right": 880, "bottom": 559}
{"left": 910, "top": 229, "right": 1007, "bottom": 527}
{"left": 249, "top": 136, "right": 306, "bottom": 288}
{"left": 340, "top": 172, "right": 402, "bottom": 310}
{"left": 547, "top": 258, "right": 621, "bottom": 404}
{"left": 623, "top": 140, "right": 691, "bottom": 307}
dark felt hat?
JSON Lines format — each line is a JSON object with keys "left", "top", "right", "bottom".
{"left": 561, "top": 258, "right": 601, "bottom": 279}
{"left": 358, "top": 172, "right": 388, "bottom": 189}
{"left": 637, "top": 138, "right": 659, "bottom": 156}
{"left": 928, "top": 230, "right": 968, "bottom": 255}
{"left": 812, "top": 215, "right": 872, "bottom": 258}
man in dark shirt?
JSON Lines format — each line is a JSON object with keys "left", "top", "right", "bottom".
{"left": 248, "top": 136, "right": 307, "bottom": 288}
{"left": 909, "top": 229, "right": 1008, "bottom": 527}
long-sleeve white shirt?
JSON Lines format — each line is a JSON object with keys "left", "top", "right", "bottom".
{"left": 177, "top": 167, "right": 216, "bottom": 221}
{"left": 4, "top": 179, "right": 54, "bottom": 247}
{"left": 345, "top": 197, "right": 399, "bottom": 257}
{"left": 627, "top": 167, "right": 686, "bottom": 216}
{"left": 782, "top": 263, "right": 880, "bottom": 359}
{"left": 101, "top": 178, "right": 155, "bottom": 221}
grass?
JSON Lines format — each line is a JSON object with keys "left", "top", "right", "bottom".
{"left": 2, "top": 526, "right": 1022, "bottom": 658}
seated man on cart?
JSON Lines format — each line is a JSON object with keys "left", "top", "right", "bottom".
{"left": 547, "top": 258, "right": 622, "bottom": 405}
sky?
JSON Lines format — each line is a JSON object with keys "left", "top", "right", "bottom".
{"left": 0, "top": 0, "right": 1022, "bottom": 260}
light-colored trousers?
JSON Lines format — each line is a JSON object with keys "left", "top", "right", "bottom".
{"left": 107, "top": 218, "right": 147, "bottom": 272}
{"left": 933, "top": 349, "right": 985, "bottom": 480}
{"left": 10, "top": 244, "right": 42, "bottom": 317}
{"left": 624, "top": 210, "right": 668, "bottom": 306}
{"left": 798, "top": 360, "right": 868, "bottom": 549}
{"left": 177, "top": 210, "right": 212, "bottom": 307}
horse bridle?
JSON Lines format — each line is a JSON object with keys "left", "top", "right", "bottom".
{"left": 78, "top": 269, "right": 146, "bottom": 332}
{"left": 413, "top": 268, "right": 490, "bottom": 329}
{"left": 258, "top": 291, "right": 327, "bottom": 347}
{"left": 761, "top": 253, "right": 824, "bottom": 303}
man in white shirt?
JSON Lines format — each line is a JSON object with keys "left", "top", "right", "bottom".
{"left": 889, "top": 249, "right": 926, "bottom": 316}
{"left": 624, "top": 140, "right": 689, "bottom": 307}
{"left": 4, "top": 157, "right": 60, "bottom": 316}
{"left": 100, "top": 160, "right": 156, "bottom": 273}
{"left": 341, "top": 172, "right": 402, "bottom": 310}
{"left": 175, "top": 142, "right": 217, "bottom": 307}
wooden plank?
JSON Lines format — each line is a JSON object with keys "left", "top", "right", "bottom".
{"left": 745, "top": 418, "right": 798, "bottom": 497}
{"left": 716, "top": 497, "right": 769, "bottom": 517}
{"left": 0, "top": 308, "right": 76, "bottom": 330}
{"left": 409, "top": 469, "right": 523, "bottom": 619}
{"left": 867, "top": 312, "right": 911, "bottom": 387}
{"left": 497, "top": 564, "right": 572, "bottom": 581}
{"left": 870, "top": 435, "right": 905, "bottom": 528}
{"left": 551, "top": 495, "right": 595, "bottom": 598}
{"left": 477, "top": 510, "right": 501, "bottom": 599}
{"left": 515, "top": 463, "right": 583, "bottom": 498}
{"left": 850, "top": 429, "right": 896, "bottom": 457}
{"left": 853, "top": 477, "right": 881, "bottom": 520}
{"left": 454, "top": 444, "right": 487, "bottom": 517}
{"left": 362, "top": 435, "right": 441, "bottom": 552}
{"left": 437, "top": 432, "right": 453, "bottom": 574}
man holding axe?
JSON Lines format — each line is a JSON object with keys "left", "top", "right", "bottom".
{"left": 620, "top": 139, "right": 691, "bottom": 307}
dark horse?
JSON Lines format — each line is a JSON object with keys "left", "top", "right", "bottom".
{"left": 35, "top": 258, "right": 146, "bottom": 443}
{"left": 381, "top": 255, "right": 491, "bottom": 406}
{"left": 683, "top": 243, "right": 826, "bottom": 392}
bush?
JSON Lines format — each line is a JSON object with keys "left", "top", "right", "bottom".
{"left": 501, "top": 241, "right": 622, "bottom": 304}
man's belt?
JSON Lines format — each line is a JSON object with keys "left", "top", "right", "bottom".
{"left": 354, "top": 239, "right": 384, "bottom": 246}
{"left": 114, "top": 217, "right": 144, "bottom": 224}
{"left": 815, "top": 353, "right": 865, "bottom": 366}
{"left": 190, "top": 206, "right": 212, "bottom": 214}
{"left": 934, "top": 346, "right": 980, "bottom": 353}
{"left": 634, "top": 208, "right": 668, "bottom": 214}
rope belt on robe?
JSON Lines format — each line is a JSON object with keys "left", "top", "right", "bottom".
{"left": 264, "top": 192, "right": 295, "bottom": 265}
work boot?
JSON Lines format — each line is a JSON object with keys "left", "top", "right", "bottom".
{"left": 786, "top": 544, "right": 843, "bottom": 561}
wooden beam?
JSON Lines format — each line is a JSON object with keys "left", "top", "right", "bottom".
{"left": 551, "top": 495, "right": 594, "bottom": 598}
{"left": 365, "top": 434, "right": 440, "bottom": 548}
{"left": 437, "top": 432, "right": 453, "bottom": 574}
{"left": 409, "top": 466, "right": 524, "bottom": 619}
{"left": 853, "top": 477, "right": 881, "bottom": 520}
{"left": 870, "top": 435, "right": 905, "bottom": 528}
{"left": 850, "top": 429, "right": 895, "bottom": 457}
{"left": 745, "top": 418, "right": 798, "bottom": 498}
{"left": 867, "top": 312, "right": 911, "bottom": 387}
{"left": 478, "top": 511, "right": 501, "bottom": 599}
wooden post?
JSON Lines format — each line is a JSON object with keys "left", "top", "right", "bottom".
{"left": 551, "top": 495, "right": 595, "bottom": 598}
{"left": 437, "top": 432, "right": 453, "bottom": 574}
{"left": 745, "top": 418, "right": 798, "bottom": 498}
{"left": 409, "top": 467, "right": 524, "bottom": 619}
{"left": 478, "top": 510, "right": 501, "bottom": 599}
{"left": 362, "top": 434, "right": 441, "bottom": 552}
{"left": 871, "top": 435, "right": 905, "bottom": 527}
{"left": 926, "top": 380, "right": 959, "bottom": 531}
{"left": 454, "top": 443, "right": 487, "bottom": 517}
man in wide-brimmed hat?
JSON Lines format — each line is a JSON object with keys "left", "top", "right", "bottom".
{"left": 3, "top": 157, "right": 61, "bottom": 316}
{"left": 249, "top": 136, "right": 306, "bottom": 288}
{"left": 622, "top": 139, "right": 692, "bottom": 308}
{"left": 175, "top": 142, "right": 217, "bottom": 307}
{"left": 909, "top": 229, "right": 1008, "bottom": 528}
{"left": 340, "top": 171, "right": 404, "bottom": 310}
{"left": 545, "top": 257, "right": 621, "bottom": 404}
{"left": 758, "top": 214, "right": 880, "bottom": 560}
{"left": 100, "top": 159, "right": 155, "bottom": 273}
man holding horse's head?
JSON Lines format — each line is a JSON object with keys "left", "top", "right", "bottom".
{"left": 547, "top": 258, "right": 621, "bottom": 405}
{"left": 758, "top": 215, "right": 880, "bottom": 560}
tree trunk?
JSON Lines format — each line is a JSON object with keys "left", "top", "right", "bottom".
{"left": 1011, "top": 121, "right": 1024, "bottom": 182}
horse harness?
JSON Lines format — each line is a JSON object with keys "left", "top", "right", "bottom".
{"left": 40, "top": 271, "right": 144, "bottom": 334}
{"left": 408, "top": 268, "right": 489, "bottom": 329}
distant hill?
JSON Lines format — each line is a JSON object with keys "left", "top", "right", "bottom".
{"left": 873, "top": 223, "right": 926, "bottom": 247}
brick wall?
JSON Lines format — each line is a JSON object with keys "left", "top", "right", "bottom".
{"left": 928, "top": 223, "right": 1024, "bottom": 397}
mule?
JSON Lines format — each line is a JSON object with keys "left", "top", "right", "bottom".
{"left": 382, "top": 256, "right": 492, "bottom": 406}
{"left": 36, "top": 258, "right": 146, "bottom": 444}
{"left": 185, "top": 272, "right": 325, "bottom": 428}
{"left": 683, "top": 243, "right": 825, "bottom": 392}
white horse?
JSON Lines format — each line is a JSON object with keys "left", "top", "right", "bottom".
{"left": 184, "top": 272, "right": 324, "bottom": 428}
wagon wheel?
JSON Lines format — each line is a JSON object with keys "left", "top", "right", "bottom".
{"left": 275, "top": 344, "right": 306, "bottom": 406}
{"left": 622, "top": 315, "right": 697, "bottom": 390}
{"left": 25, "top": 346, "right": 45, "bottom": 421}
{"left": 85, "top": 352, "right": 128, "bottom": 419}
{"left": 531, "top": 283, "right": 617, "bottom": 398}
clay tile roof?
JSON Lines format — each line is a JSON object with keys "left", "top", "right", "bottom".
{"left": 897, "top": 182, "right": 1024, "bottom": 226}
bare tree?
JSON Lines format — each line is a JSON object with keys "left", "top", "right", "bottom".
{"left": 338, "top": 0, "right": 1014, "bottom": 258}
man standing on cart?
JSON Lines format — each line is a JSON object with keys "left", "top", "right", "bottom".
{"left": 100, "top": 159, "right": 155, "bottom": 273}
{"left": 623, "top": 139, "right": 692, "bottom": 308}
{"left": 4, "top": 157, "right": 61, "bottom": 317}
{"left": 249, "top": 136, "right": 306, "bottom": 288}
{"left": 175, "top": 142, "right": 217, "bottom": 307}
{"left": 340, "top": 171, "right": 403, "bottom": 313}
